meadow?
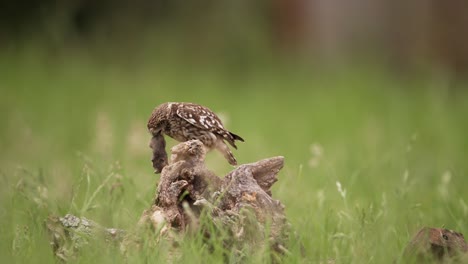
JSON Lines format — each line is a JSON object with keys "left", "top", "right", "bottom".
{"left": 1, "top": 50, "right": 467, "bottom": 263}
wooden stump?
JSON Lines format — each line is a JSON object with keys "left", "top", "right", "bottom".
{"left": 139, "top": 140, "right": 290, "bottom": 254}
{"left": 403, "top": 227, "right": 468, "bottom": 263}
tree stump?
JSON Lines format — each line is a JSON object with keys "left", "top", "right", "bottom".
{"left": 139, "top": 139, "right": 290, "bottom": 255}
{"left": 403, "top": 227, "right": 468, "bottom": 263}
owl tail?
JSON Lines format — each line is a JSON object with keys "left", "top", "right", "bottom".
{"left": 224, "top": 131, "right": 244, "bottom": 149}
{"left": 230, "top": 132, "right": 244, "bottom": 142}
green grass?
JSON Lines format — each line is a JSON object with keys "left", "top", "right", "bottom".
{"left": 1, "top": 51, "right": 468, "bottom": 263}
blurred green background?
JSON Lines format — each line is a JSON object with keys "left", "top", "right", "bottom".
{"left": 1, "top": 1, "right": 468, "bottom": 263}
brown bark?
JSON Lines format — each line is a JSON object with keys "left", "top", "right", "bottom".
{"left": 140, "top": 139, "right": 290, "bottom": 254}
{"left": 403, "top": 227, "right": 468, "bottom": 263}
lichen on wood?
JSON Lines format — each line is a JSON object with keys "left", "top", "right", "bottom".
{"left": 46, "top": 214, "right": 126, "bottom": 261}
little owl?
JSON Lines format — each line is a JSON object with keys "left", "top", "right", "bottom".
{"left": 148, "top": 102, "right": 244, "bottom": 167}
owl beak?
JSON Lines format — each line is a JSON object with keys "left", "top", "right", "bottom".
{"left": 149, "top": 127, "right": 162, "bottom": 136}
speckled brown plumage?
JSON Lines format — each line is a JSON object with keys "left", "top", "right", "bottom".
{"left": 148, "top": 102, "right": 244, "bottom": 166}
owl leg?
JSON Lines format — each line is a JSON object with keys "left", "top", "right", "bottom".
{"left": 215, "top": 140, "right": 237, "bottom": 166}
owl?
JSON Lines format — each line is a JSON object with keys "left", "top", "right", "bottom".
{"left": 148, "top": 102, "right": 244, "bottom": 166}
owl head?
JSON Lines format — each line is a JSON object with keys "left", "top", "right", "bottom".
{"left": 147, "top": 102, "right": 172, "bottom": 135}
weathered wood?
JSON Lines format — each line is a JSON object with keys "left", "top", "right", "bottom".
{"left": 46, "top": 214, "right": 126, "bottom": 261}
{"left": 141, "top": 140, "right": 289, "bottom": 254}
{"left": 403, "top": 227, "right": 468, "bottom": 263}
{"left": 46, "top": 139, "right": 290, "bottom": 259}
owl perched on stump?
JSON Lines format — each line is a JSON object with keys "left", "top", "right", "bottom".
{"left": 148, "top": 102, "right": 244, "bottom": 170}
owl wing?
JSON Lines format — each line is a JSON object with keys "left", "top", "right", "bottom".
{"left": 176, "top": 103, "right": 243, "bottom": 149}
{"left": 176, "top": 103, "right": 226, "bottom": 132}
